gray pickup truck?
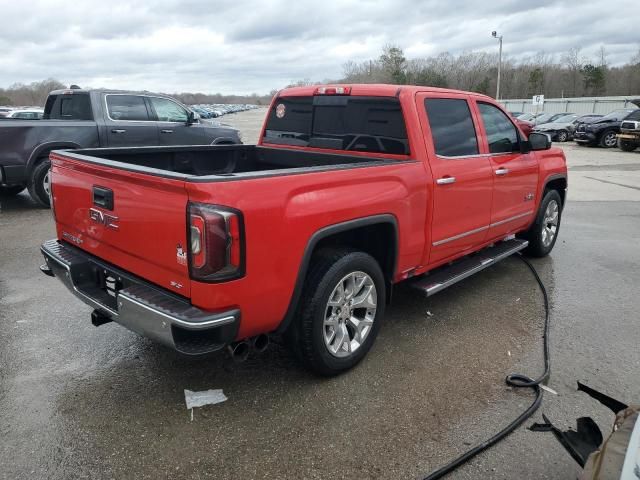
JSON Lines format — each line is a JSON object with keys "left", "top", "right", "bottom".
{"left": 0, "top": 88, "right": 241, "bottom": 206}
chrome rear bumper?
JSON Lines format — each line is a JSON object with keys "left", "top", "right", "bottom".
{"left": 40, "top": 239, "right": 239, "bottom": 355}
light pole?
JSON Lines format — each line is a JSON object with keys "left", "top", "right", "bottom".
{"left": 491, "top": 31, "right": 503, "bottom": 100}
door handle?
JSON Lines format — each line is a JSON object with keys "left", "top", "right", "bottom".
{"left": 161, "top": 129, "right": 174, "bottom": 134}
{"left": 111, "top": 129, "right": 126, "bottom": 134}
{"left": 495, "top": 168, "right": 509, "bottom": 176}
{"left": 436, "top": 176, "right": 456, "bottom": 185}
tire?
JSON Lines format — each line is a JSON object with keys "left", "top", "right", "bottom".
{"left": 27, "top": 159, "right": 51, "bottom": 207}
{"left": 618, "top": 139, "right": 638, "bottom": 152}
{"left": 521, "top": 190, "right": 562, "bottom": 258}
{"left": 0, "top": 185, "right": 26, "bottom": 196}
{"left": 599, "top": 130, "right": 618, "bottom": 148}
{"left": 556, "top": 130, "right": 568, "bottom": 142}
{"left": 288, "top": 248, "right": 386, "bottom": 376}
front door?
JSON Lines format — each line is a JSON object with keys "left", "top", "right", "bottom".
{"left": 147, "top": 96, "right": 206, "bottom": 145}
{"left": 418, "top": 94, "right": 494, "bottom": 266}
{"left": 104, "top": 94, "right": 159, "bottom": 147}
{"left": 475, "top": 101, "right": 538, "bottom": 239}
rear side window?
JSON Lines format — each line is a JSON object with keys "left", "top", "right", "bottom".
{"left": 106, "top": 95, "right": 150, "bottom": 121}
{"left": 44, "top": 94, "right": 93, "bottom": 120}
{"left": 478, "top": 103, "right": 518, "bottom": 154}
{"left": 424, "top": 98, "right": 479, "bottom": 157}
{"left": 263, "top": 96, "right": 409, "bottom": 155}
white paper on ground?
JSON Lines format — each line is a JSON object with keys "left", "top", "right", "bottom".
{"left": 184, "top": 389, "right": 228, "bottom": 409}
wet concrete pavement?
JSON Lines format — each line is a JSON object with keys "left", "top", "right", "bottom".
{"left": 1, "top": 117, "right": 640, "bottom": 479}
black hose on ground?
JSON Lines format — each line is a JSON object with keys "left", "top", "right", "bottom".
{"left": 422, "top": 253, "right": 551, "bottom": 480}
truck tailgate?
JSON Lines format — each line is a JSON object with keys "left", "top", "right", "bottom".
{"left": 50, "top": 153, "right": 191, "bottom": 297}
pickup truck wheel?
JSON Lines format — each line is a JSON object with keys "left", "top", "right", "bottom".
{"left": 0, "top": 185, "right": 26, "bottom": 196}
{"left": 600, "top": 130, "right": 618, "bottom": 148}
{"left": 27, "top": 159, "right": 51, "bottom": 207}
{"left": 291, "top": 249, "right": 385, "bottom": 376}
{"left": 618, "top": 139, "right": 637, "bottom": 152}
{"left": 521, "top": 190, "right": 562, "bottom": 258}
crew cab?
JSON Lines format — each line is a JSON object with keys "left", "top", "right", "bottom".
{"left": 40, "top": 84, "right": 567, "bottom": 376}
{"left": 0, "top": 88, "right": 240, "bottom": 205}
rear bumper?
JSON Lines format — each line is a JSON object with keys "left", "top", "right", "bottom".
{"left": 0, "top": 164, "right": 27, "bottom": 186}
{"left": 40, "top": 239, "right": 240, "bottom": 355}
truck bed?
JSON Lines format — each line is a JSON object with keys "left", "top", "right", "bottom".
{"left": 58, "top": 144, "right": 400, "bottom": 181}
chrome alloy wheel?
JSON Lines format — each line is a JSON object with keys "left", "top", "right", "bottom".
{"left": 323, "top": 271, "right": 377, "bottom": 358}
{"left": 541, "top": 199, "right": 559, "bottom": 247}
{"left": 43, "top": 170, "right": 51, "bottom": 197}
{"left": 603, "top": 131, "right": 617, "bottom": 147}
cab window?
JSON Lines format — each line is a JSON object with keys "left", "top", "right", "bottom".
{"left": 149, "top": 97, "right": 189, "bottom": 123}
{"left": 424, "top": 98, "right": 479, "bottom": 157}
{"left": 478, "top": 103, "right": 519, "bottom": 154}
{"left": 106, "top": 95, "right": 150, "bottom": 121}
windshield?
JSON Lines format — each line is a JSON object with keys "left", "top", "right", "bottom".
{"left": 534, "top": 114, "right": 553, "bottom": 123}
{"left": 553, "top": 114, "right": 578, "bottom": 123}
{"left": 602, "top": 109, "right": 633, "bottom": 120}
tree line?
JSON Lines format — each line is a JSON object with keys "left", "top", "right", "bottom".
{"left": 294, "top": 45, "right": 640, "bottom": 99}
{"left": 0, "top": 79, "right": 273, "bottom": 107}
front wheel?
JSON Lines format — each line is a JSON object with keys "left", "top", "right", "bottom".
{"left": 27, "top": 159, "right": 51, "bottom": 207}
{"left": 599, "top": 130, "right": 618, "bottom": 148}
{"left": 289, "top": 249, "right": 385, "bottom": 376}
{"left": 618, "top": 139, "right": 638, "bottom": 152}
{"left": 556, "top": 130, "right": 568, "bottom": 142}
{"left": 521, "top": 190, "right": 562, "bottom": 257}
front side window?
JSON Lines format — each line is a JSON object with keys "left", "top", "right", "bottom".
{"left": 106, "top": 95, "right": 149, "bottom": 121}
{"left": 478, "top": 103, "right": 518, "bottom": 154}
{"left": 149, "top": 97, "right": 188, "bottom": 122}
{"left": 424, "top": 98, "right": 479, "bottom": 157}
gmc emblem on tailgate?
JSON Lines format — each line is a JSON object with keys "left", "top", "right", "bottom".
{"left": 89, "top": 208, "right": 119, "bottom": 230}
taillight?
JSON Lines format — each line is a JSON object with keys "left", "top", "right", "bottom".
{"left": 314, "top": 86, "right": 351, "bottom": 95}
{"left": 188, "top": 203, "right": 245, "bottom": 281}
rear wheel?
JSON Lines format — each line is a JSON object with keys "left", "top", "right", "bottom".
{"left": 599, "top": 130, "right": 618, "bottom": 148}
{"left": 0, "top": 185, "right": 26, "bottom": 196}
{"left": 288, "top": 248, "right": 385, "bottom": 376}
{"left": 27, "top": 159, "right": 51, "bottom": 207}
{"left": 618, "top": 139, "right": 638, "bottom": 152}
{"left": 521, "top": 190, "right": 562, "bottom": 258}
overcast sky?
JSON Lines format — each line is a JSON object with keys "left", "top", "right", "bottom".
{"left": 1, "top": 0, "right": 638, "bottom": 95}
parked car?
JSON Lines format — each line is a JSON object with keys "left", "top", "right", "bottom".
{"left": 0, "top": 88, "right": 241, "bottom": 204}
{"left": 40, "top": 84, "right": 567, "bottom": 375}
{"left": 532, "top": 112, "right": 574, "bottom": 126}
{"left": 616, "top": 109, "right": 640, "bottom": 151}
{"left": 4, "top": 108, "right": 44, "bottom": 119}
{"left": 0, "top": 106, "right": 14, "bottom": 118}
{"left": 574, "top": 108, "right": 639, "bottom": 147}
{"left": 532, "top": 113, "right": 582, "bottom": 142}
{"left": 517, "top": 113, "right": 537, "bottom": 122}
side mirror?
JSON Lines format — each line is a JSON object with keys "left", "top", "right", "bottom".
{"left": 528, "top": 132, "right": 552, "bottom": 151}
{"left": 187, "top": 111, "right": 199, "bottom": 125}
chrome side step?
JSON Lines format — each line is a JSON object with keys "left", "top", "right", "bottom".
{"left": 410, "top": 238, "right": 529, "bottom": 296}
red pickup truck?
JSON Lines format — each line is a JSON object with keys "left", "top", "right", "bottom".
{"left": 40, "top": 84, "right": 567, "bottom": 375}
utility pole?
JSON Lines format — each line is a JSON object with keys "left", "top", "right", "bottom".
{"left": 492, "top": 31, "right": 503, "bottom": 100}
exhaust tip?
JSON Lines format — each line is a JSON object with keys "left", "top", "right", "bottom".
{"left": 252, "top": 334, "right": 269, "bottom": 353}
{"left": 227, "top": 340, "right": 250, "bottom": 363}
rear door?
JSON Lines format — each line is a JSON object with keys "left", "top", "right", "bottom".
{"left": 51, "top": 155, "right": 191, "bottom": 296}
{"left": 475, "top": 101, "right": 538, "bottom": 239}
{"left": 148, "top": 96, "right": 206, "bottom": 145}
{"left": 104, "top": 94, "right": 160, "bottom": 147}
{"left": 417, "top": 94, "right": 494, "bottom": 265}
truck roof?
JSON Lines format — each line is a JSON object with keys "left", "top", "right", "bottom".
{"left": 277, "top": 83, "right": 494, "bottom": 100}
{"left": 48, "top": 88, "right": 177, "bottom": 99}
